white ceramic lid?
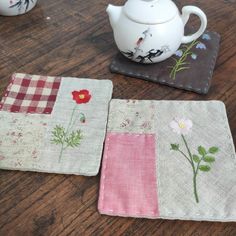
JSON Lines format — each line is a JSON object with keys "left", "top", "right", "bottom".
{"left": 123, "top": 0, "right": 178, "bottom": 24}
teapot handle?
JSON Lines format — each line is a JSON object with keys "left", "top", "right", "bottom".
{"left": 181, "top": 6, "right": 207, "bottom": 44}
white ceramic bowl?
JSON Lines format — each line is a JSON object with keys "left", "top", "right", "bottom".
{"left": 0, "top": 0, "right": 37, "bottom": 16}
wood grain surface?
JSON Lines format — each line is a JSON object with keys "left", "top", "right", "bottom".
{"left": 0, "top": 0, "right": 236, "bottom": 235}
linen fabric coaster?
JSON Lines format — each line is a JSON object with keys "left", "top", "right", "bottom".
{"left": 110, "top": 31, "right": 220, "bottom": 94}
{"left": 0, "top": 73, "right": 113, "bottom": 176}
{"left": 98, "top": 99, "right": 236, "bottom": 221}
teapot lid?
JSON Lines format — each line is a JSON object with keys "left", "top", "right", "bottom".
{"left": 123, "top": 0, "right": 178, "bottom": 24}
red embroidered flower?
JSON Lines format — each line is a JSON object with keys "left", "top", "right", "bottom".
{"left": 72, "top": 90, "right": 91, "bottom": 104}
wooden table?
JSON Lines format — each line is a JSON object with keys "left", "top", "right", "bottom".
{"left": 0, "top": 0, "right": 235, "bottom": 235}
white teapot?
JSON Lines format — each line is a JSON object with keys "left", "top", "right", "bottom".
{"left": 0, "top": 0, "right": 37, "bottom": 16}
{"left": 107, "top": 0, "right": 207, "bottom": 63}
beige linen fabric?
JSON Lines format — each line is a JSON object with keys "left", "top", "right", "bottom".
{"left": 155, "top": 100, "right": 236, "bottom": 221}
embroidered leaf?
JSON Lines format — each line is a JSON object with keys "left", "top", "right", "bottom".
{"left": 51, "top": 125, "right": 66, "bottom": 145}
{"left": 65, "top": 130, "right": 83, "bottom": 148}
{"left": 208, "top": 146, "right": 219, "bottom": 154}
{"left": 199, "top": 165, "right": 211, "bottom": 172}
{"left": 203, "top": 156, "right": 215, "bottom": 163}
{"left": 170, "top": 143, "right": 179, "bottom": 151}
{"left": 193, "top": 154, "right": 200, "bottom": 163}
{"left": 198, "top": 146, "right": 206, "bottom": 156}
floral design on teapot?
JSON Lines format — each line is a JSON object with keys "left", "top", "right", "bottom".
{"left": 0, "top": 0, "right": 37, "bottom": 16}
{"left": 121, "top": 28, "right": 170, "bottom": 63}
{"left": 9, "top": 0, "right": 35, "bottom": 13}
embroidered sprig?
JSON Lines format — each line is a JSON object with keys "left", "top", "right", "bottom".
{"left": 169, "top": 40, "right": 200, "bottom": 80}
{"left": 169, "top": 33, "right": 211, "bottom": 80}
{"left": 51, "top": 89, "right": 91, "bottom": 162}
{"left": 170, "top": 118, "right": 219, "bottom": 203}
{"left": 51, "top": 125, "right": 83, "bottom": 147}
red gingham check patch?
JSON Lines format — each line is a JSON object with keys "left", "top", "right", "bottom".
{"left": 0, "top": 73, "right": 61, "bottom": 114}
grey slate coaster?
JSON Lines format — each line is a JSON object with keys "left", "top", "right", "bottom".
{"left": 110, "top": 31, "right": 220, "bottom": 94}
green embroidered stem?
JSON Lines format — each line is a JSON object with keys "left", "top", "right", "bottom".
{"left": 65, "top": 104, "right": 77, "bottom": 135}
{"left": 181, "top": 135, "right": 194, "bottom": 170}
{"left": 170, "top": 119, "right": 219, "bottom": 204}
{"left": 169, "top": 40, "right": 199, "bottom": 79}
{"left": 194, "top": 152, "right": 206, "bottom": 176}
{"left": 181, "top": 134, "right": 200, "bottom": 203}
{"left": 192, "top": 152, "right": 207, "bottom": 203}
{"left": 57, "top": 104, "right": 77, "bottom": 162}
{"left": 193, "top": 174, "right": 199, "bottom": 203}
{"left": 177, "top": 149, "right": 192, "bottom": 166}
{"left": 171, "top": 136, "right": 199, "bottom": 203}
{"left": 58, "top": 144, "right": 64, "bottom": 163}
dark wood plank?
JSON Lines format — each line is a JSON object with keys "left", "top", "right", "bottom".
{"left": 0, "top": 0, "right": 236, "bottom": 235}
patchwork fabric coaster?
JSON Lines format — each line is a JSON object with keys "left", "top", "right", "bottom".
{"left": 0, "top": 73, "right": 113, "bottom": 176}
{"left": 98, "top": 99, "right": 236, "bottom": 221}
{"left": 110, "top": 31, "right": 220, "bottom": 94}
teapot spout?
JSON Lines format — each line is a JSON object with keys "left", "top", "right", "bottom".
{"left": 106, "top": 4, "right": 122, "bottom": 28}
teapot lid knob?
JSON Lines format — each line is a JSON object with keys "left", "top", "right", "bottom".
{"left": 123, "top": 0, "right": 178, "bottom": 24}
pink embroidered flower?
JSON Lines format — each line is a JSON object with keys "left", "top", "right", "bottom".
{"left": 0, "top": 155, "right": 5, "bottom": 161}
{"left": 170, "top": 118, "right": 192, "bottom": 135}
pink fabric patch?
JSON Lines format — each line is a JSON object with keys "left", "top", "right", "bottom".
{"left": 98, "top": 132, "right": 159, "bottom": 218}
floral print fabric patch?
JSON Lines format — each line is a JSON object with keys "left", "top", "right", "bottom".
{"left": 0, "top": 74, "right": 113, "bottom": 176}
{"left": 99, "top": 100, "right": 236, "bottom": 221}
